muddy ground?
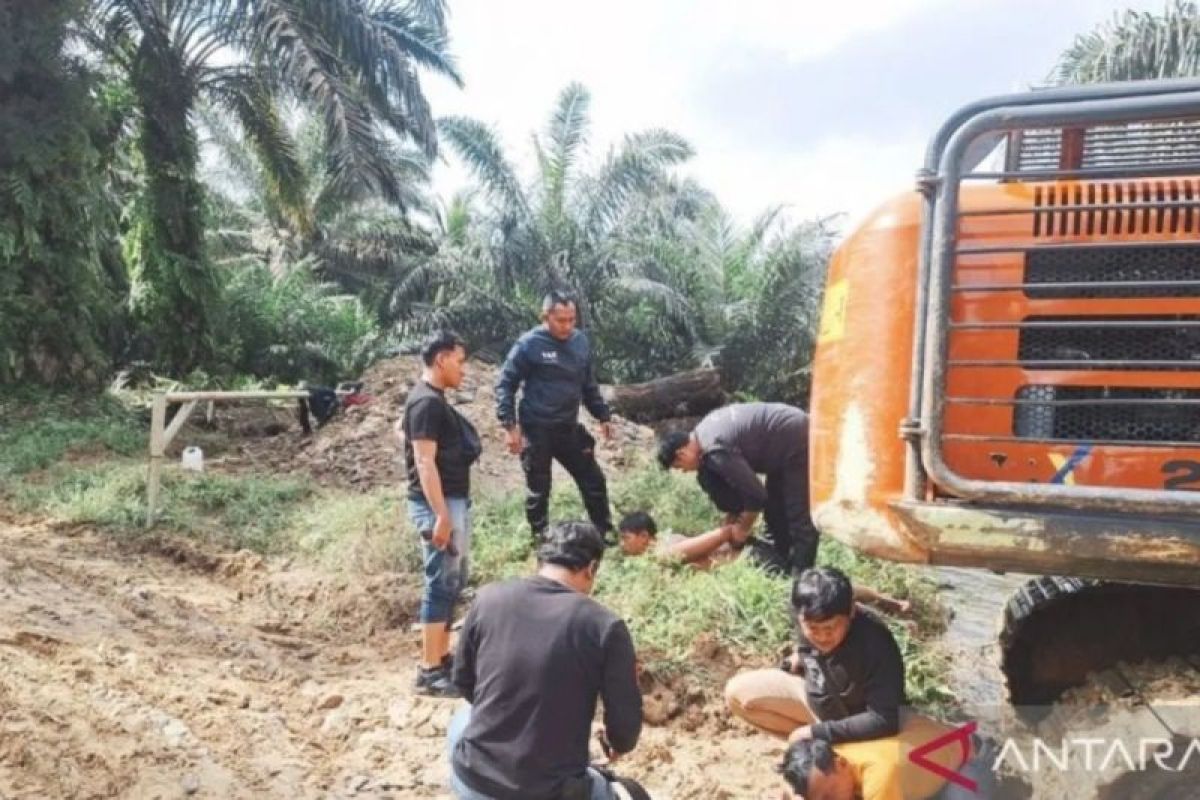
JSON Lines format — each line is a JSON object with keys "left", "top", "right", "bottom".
{"left": 0, "top": 512, "right": 781, "bottom": 800}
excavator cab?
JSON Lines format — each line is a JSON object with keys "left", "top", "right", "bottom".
{"left": 809, "top": 80, "right": 1200, "bottom": 709}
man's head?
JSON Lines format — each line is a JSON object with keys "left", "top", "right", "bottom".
{"left": 537, "top": 521, "right": 606, "bottom": 593}
{"left": 779, "top": 738, "right": 855, "bottom": 800}
{"left": 420, "top": 330, "right": 467, "bottom": 389}
{"left": 541, "top": 290, "right": 578, "bottom": 341}
{"left": 657, "top": 431, "right": 702, "bottom": 472}
{"left": 792, "top": 567, "right": 855, "bottom": 655}
{"left": 617, "top": 511, "right": 657, "bottom": 556}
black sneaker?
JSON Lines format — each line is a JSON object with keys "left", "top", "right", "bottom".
{"left": 414, "top": 665, "right": 460, "bottom": 698}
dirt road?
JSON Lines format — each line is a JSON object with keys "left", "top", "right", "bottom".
{"left": 0, "top": 514, "right": 780, "bottom": 800}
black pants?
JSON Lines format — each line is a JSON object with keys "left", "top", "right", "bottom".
{"left": 764, "top": 464, "right": 819, "bottom": 573}
{"left": 521, "top": 423, "right": 612, "bottom": 538}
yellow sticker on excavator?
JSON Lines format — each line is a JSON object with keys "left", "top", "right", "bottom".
{"left": 818, "top": 279, "right": 848, "bottom": 344}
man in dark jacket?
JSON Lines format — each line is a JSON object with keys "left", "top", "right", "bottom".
{"left": 496, "top": 291, "right": 614, "bottom": 541}
{"left": 447, "top": 521, "right": 643, "bottom": 800}
{"left": 657, "top": 402, "right": 817, "bottom": 573}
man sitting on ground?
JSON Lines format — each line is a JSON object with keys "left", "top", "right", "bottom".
{"left": 726, "top": 566, "right": 906, "bottom": 745}
{"left": 728, "top": 567, "right": 970, "bottom": 799}
{"left": 618, "top": 514, "right": 911, "bottom": 616}
{"left": 448, "top": 521, "right": 643, "bottom": 800}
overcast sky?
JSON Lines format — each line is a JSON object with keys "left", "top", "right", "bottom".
{"left": 424, "top": 0, "right": 1166, "bottom": 231}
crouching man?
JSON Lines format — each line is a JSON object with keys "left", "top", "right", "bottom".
{"left": 448, "top": 521, "right": 643, "bottom": 800}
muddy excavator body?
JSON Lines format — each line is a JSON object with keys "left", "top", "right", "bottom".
{"left": 809, "top": 80, "right": 1200, "bottom": 712}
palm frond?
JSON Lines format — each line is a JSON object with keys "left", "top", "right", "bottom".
{"left": 582, "top": 129, "right": 694, "bottom": 237}
{"left": 439, "top": 116, "right": 530, "bottom": 218}
{"left": 207, "top": 69, "right": 312, "bottom": 234}
{"left": 1054, "top": 2, "right": 1200, "bottom": 83}
{"left": 541, "top": 82, "right": 591, "bottom": 217}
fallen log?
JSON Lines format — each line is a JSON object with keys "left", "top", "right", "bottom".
{"left": 604, "top": 368, "right": 725, "bottom": 423}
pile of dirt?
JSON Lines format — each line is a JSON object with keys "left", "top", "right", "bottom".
{"left": 178, "top": 356, "right": 657, "bottom": 493}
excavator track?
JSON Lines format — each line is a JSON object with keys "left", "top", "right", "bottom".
{"left": 1000, "top": 577, "right": 1200, "bottom": 713}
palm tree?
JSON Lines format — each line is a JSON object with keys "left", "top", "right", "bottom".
{"left": 1055, "top": 1, "right": 1200, "bottom": 83}
{"left": 80, "top": 0, "right": 460, "bottom": 372}
{"left": 419, "top": 82, "right": 698, "bottom": 361}
{"left": 203, "top": 106, "right": 436, "bottom": 311}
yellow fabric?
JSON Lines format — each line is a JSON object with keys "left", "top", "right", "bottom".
{"left": 838, "top": 713, "right": 966, "bottom": 800}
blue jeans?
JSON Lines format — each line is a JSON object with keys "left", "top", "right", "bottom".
{"left": 446, "top": 705, "right": 613, "bottom": 800}
{"left": 408, "top": 496, "right": 471, "bottom": 624}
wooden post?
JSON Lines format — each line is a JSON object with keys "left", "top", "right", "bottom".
{"left": 147, "top": 392, "right": 167, "bottom": 526}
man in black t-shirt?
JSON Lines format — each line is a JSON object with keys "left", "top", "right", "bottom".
{"left": 725, "top": 567, "right": 906, "bottom": 747}
{"left": 401, "top": 330, "right": 479, "bottom": 697}
{"left": 448, "top": 522, "right": 643, "bottom": 800}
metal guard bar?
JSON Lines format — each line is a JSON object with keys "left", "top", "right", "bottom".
{"left": 901, "top": 78, "right": 1200, "bottom": 501}
{"left": 919, "top": 83, "right": 1200, "bottom": 515}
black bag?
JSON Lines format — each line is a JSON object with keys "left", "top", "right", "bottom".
{"left": 455, "top": 410, "right": 483, "bottom": 465}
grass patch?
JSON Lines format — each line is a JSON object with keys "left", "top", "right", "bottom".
{"left": 468, "top": 462, "right": 954, "bottom": 711}
{"left": 0, "top": 389, "right": 145, "bottom": 478}
{"left": 291, "top": 489, "right": 421, "bottom": 574}
{"left": 10, "top": 462, "right": 312, "bottom": 552}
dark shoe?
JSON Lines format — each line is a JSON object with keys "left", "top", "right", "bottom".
{"left": 414, "top": 665, "right": 460, "bottom": 698}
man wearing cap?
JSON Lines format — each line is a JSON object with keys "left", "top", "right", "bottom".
{"left": 447, "top": 521, "right": 643, "bottom": 800}
{"left": 657, "top": 402, "right": 816, "bottom": 574}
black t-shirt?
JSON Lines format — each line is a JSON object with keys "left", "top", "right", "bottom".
{"left": 403, "top": 380, "right": 471, "bottom": 500}
{"left": 451, "top": 576, "right": 643, "bottom": 800}
{"left": 796, "top": 609, "right": 906, "bottom": 744}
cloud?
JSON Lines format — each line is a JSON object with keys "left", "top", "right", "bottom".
{"left": 426, "top": 0, "right": 1173, "bottom": 228}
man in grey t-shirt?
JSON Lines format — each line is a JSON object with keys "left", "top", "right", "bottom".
{"left": 657, "top": 402, "right": 817, "bottom": 573}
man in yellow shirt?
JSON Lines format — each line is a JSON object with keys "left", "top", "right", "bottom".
{"left": 777, "top": 714, "right": 991, "bottom": 800}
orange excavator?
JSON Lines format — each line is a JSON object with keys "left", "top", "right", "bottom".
{"left": 809, "top": 78, "right": 1200, "bottom": 794}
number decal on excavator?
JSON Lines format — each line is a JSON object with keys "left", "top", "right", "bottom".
{"left": 1162, "top": 460, "right": 1200, "bottom": 491}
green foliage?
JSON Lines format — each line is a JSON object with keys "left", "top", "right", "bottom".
{"left": 0, "top": 0, "right": 122, "bottom": 386}
{"left": 1055, "top": 1, "right": 1200, "bottom": 83}
{"left": 406, "top": 85, "right": 832, "bottom": 402}
{"left": 10, "top": 462, "right": 311, "bottom": 552}
{"left": 217, "top": 260, "right": 386, "bottom": 384}
{"left": 73, "top": 0, "right": 458, "bottom": 378}
{"left": 0, "top": 388, "right": 145, "bottom": 478}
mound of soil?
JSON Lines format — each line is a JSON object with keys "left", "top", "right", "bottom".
{"left": 175, "top": 356, "right": 657, "bottom": 493}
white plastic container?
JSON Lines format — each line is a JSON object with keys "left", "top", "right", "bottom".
{"left": 181, "top": 446, "right": 204, "bottom": 473}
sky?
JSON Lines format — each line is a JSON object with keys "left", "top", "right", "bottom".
{"left": 423, "top": 0, "right": 1168, "bottom": 233}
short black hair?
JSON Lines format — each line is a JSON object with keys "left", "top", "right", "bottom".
{"left": 656, "top": 431, "right": 691, "bottom": 470}
{"left": 420, "top": 329, "right": 466, "bottom": 366}
{"left": 618, "top": 511, "right": 657, "bottom": 537}
{"left": 780, "top": 738, "right": 836, "bottom": 796}
{"left": 537, "top": 521, "right": 606, "bottom": 570}
{"left": 542, "top": 289, "right": 577, "bottom": 313}
{"left": 791, "top": 566, "right": 854, "bottom": 620}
